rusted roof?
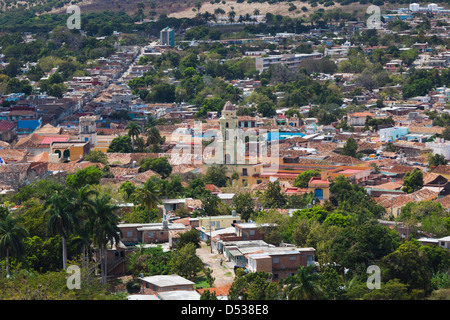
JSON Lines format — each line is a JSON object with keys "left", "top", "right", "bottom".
{"left": 432, "top": 165, "right": 450, "bottom": 175}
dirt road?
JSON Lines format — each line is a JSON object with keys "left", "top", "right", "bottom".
{"left": 196, "top": 243, "right": 235, "bottom": 287}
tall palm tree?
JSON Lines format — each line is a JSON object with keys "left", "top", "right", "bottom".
{"left": 45, "top": 191, "right": 79, "bottom": 270}
{"left": 126, "top": 121, "right": 141, "bottom": 150}
{"left": 91, "top": 194, "right": 122, "bottom": 285}
{"left": 0, "top": 212, "right": 28, "bottom": 278}
{"left": 134, "top": 177, "right": 161, "bottom": 223}
{"left": 282, "top": 265, "right": 323, "bottom": 300}
{"left": 69, "top": 185, "right": 98, "bottom": 269}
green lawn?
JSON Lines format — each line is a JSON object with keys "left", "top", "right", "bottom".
{"left": 193, "top": 276, "right": 209, "bottom": 289}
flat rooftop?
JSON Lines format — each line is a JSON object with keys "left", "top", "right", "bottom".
{"left": 139, "top": 275, "right": 194, "bottom": 287}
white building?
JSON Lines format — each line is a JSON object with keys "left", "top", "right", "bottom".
{"left": 379, "top": 127, "right": 409, "bottom": 142}
{"left": 438, "top": 236, "right": 450, "bottom": 250}
{"left": 255, "top": 53, "right": 323, "bottom": 73}
{"left": 425, "top": 138, "right": 450, "bottom": 160}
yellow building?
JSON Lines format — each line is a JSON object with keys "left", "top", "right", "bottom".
{"left": 202, "top": 101, "right": 374, "bottom": 190}
{"left": 49, "top": 141, "right": 90, "bottom": 162}
{"left": 307, "top": 172, "right": 331, "bottom": 201}
{"left": 202, "top": 101, "right": 266, "bottom": 187}
{"left": 196, "top": 213, "right": 241, "bottom": 234}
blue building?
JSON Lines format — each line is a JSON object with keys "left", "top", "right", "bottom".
{"left": 160, "top": 27, "right": 175, "bottom": 47}
{"left": 17, "top": 118, "right": 42, "bottom": 134}
{"left": 379, "top": 127, "right": 409, "bottom": 142}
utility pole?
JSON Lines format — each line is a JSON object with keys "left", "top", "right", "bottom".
{"left": 209, "top": 213, "right": 212, "bottom": 254}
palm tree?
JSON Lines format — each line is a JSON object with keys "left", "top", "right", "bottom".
{"left": 0, "top": 212, "right": 28, "bottom": 278}
{"left": 91, "top": 194, "right": 122, "bottom": 285}
{"left": 45, "top": 191, "right": 79, "bottom": 270}
{"left": 134, "top": 177, "right": 161, "bottom": 223}
{"left": 195, "top": 0, "right": 202, "bottom": 15}
{"left": 126, "top": 121, "right": 141, "bottom": 150}
{"left": 69, "top": 185, "right": 98, "bottom": 269}
{"left": 282, "top": 265, "right": 323, "bottom": 300}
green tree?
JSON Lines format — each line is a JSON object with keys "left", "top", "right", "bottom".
{"left": 169, "top": 243, "right": 203, "bottom": 280}
{"left": 126, "top": 121, "right": 142, "bottom": 150}
{"left": 0, "top": 212, "right": 28, "bottom": 277}
{"left": 139, "top": 157, "right": 172, "bottom": 179}
{"left": 85, "top": 150, "right": 108, "bottom": 165}
{"left": 402, "top": 168, "right": 424, "bottom": 194}
{"left": 229, "top": 271, "right": 281, "bottom": 300}
{"left": 158, "top": 176, "right": 185, "bottom": 199}
{"left": 145, "top": 126, "right": 165, "bottom": 152}
{"left": 294, "top": 169, "right": 321, "bottom": 188}
{"left": 203, "top": 164, "right": 228, "bottom": 187}
{"left": 201, "top": 192, "right": 220, "bottom": 217}
{"left": 323, "top": 211, "right": 353, "bottom": 228}
{"left": 126, "top": 246, "right": 172, "bottom": 277}
{"left": 119, "top": 181, "right": 137, "bottom": 200}
{"left": 107, "top": 135, "right": 134, "bottom": 153}
{"left": 329, "top": 175, "right": 385, "bottom": 220}
{"left": 90, "top": 194, "right": 122, "bottom": 285}
{"left": 147, "top": 83, "right": 176, "bottom": 102}
{"left": 133, "top": 177, "right": 161, "bottom": 223}
{"left": 428, "top": 153, "right": 448, "bottom": 167}
{"left": 318, "top": 266, "right": 345, "bottom": 300}
{"left": 232, "top": 192, "right": 255, "bottom": 222}
{"left": 381, "top": 239, "right": 432, "bottom": 293}
{"left": 293, "top": 206, "right": 329, "bottom": 224}
{"left": 259, "top": 181, "right": 287, "bottom": 209}
{"left": 184, "top": 178, "right": 209, "bottom": 199}
{"left": 281, "top": 265, "right": 323, "bottom": 300}
{"left": 257, "top": 101, "right": 276, "bottom": 118}
{"left": 65, "top": 166, "right": 103, "bottom": 190}
{"left": 177, "top": 229, "right": 201, "bottom": 249}
{"left": 200, "top": 289, "right": 218, "bottom": 300}
{"left": 345, "top": 279, "right": 410, "bottom": 300}
{"left": 329, "top": 222, "right": 401, "bottom": 276}
{"left": 45, "top": 191, "right": 79, "bottom": 270}
{"left": 341, "top": 137, "right": 358, "bottom": 158}
{"left": 69, "top": 185, "right": 98, "bottom": 267}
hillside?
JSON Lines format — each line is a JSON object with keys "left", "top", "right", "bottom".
{"left": 6, "top": 0, "right": 450, "bottom": 19}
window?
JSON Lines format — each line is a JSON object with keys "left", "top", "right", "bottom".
{"left": 126, "top": 231, "right": 133, "bottom": 237}
{"left": 249, "top": 230, "right": 255, "bottom": 236}
{"left": 273, "top": 257, "right": 280, "bottom": 264}
{"left": 147, "top": 232, "right": 154, "bottom": 238}
{"left": 242, "top": 168, "right": 248, "bottom": 176}
{"left": 290, "top": 256, "right": 297, "bottom": 261}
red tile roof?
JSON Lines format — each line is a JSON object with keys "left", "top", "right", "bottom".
{"left": 0, "top": 121, "right": 15, "bottom": 131}
{"left": 40, "top": 136, "right": 70, "bottom": 145}
{"left": 196, "top": 284, "right": 232, "bottom": 297}
{"left": 309, "top": 177, "right": 330, "bottom": 185}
